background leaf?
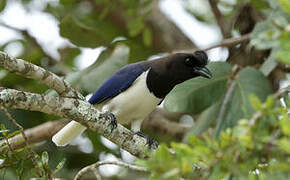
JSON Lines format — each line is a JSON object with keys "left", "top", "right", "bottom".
{"left": 164, "top": 62, "right": 232, "bottom": 114}
{"left": 60, "top": 15, "right": 122, "bottom": 47}
{"left": 215, "top": 68, "right": 273, "bottom": 135}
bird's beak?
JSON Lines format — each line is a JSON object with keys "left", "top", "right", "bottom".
{"left": 194, "top": 66, "right": 212, "bottom": 79}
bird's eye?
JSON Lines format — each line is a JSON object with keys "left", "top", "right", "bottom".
{"left": 185, "top": 57, "right": 193, "bottom": 66}
{"left": 194, "top": 51, "right": 208, "bottom": 67}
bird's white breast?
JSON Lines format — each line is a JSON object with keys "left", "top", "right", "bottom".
{"left": 99, "top": 70, "right": 161, "bottom": 125}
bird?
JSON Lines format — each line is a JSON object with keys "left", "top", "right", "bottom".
{"left": 52, "top": 50, "right": 212, "bottom": 147}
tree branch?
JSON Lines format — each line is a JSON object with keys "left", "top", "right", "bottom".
{"left": 175, "top": 33, "right": 251, "bottom": 54}
{"left": 0, "top": 50, "right": 157, "bottom": 158}
{"left": 208, "top": 0, "right": 231, "bottom": 38}
{"left": 0, "top": 108, "right": 187, "bottom": 153}
{"left": 0, "top": 51, "right": 83, "bottom": 99}
{"left": 142, "top": 108, "right": 190, "bottom": 141}
{"left": 74, "top": 160, "right": 148, "bottom": 180}
{"left": 0, "top": 120, "right": 68, "bottom": 152}
{"left": 0, "top": 87, "right": 152, "bottom": 158}
{"left": 202, "top": 33, "right": 251, "bottom": 51}
{"left": 0, "top": 22, "right": 71, "bottom": 75}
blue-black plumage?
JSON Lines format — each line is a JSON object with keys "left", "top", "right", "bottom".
{"left": 88, "top": 62, "right": 149, "bottom": 104}
{"left": 52, "top": 51, "right": 212, "bottom": 147}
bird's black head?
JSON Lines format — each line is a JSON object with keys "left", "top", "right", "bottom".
{"left": 182, "top": 51, "right": 211, "bottom": 79}
{"left": 146, "top": 50, "right": 212, "bottom": 98}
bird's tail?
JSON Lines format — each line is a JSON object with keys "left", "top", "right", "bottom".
{"left": 52, "top": 121, "right": 86, "bottom": 146}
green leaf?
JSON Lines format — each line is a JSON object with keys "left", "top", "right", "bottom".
{"left": 277, "top": 0, "right": 290, "bottom": 12}
{"left": 41, "top": 151, "right": 49, "bottom": 166}
{"left": 250, "top": 20, "right": 280, "bottom": 50}
{"left": 127, "top": 17, "right": 145, "bottom": 37}
{"left": 164, "top": 62, "right": 232, "bottom": 114}
{"left": 0, "top": 129, "right": 9, "bottom": 133}
{"left": 259, "top": 54, "right": 277, "bottom": 76}
{"left": 277, "top": 138, "right": 290, "bottom": 154}
{"left": 0, "top": 0, "right": 6, "bottom": 12}
{"left": 280, "top": 113, "right": 290, "bottom": 136}
{"left": 54, "top": 158, "right": 66, "bottom": 174}
{"left": 59, "top": 15, "right": 122, "bottom": 47}
{"left": 58, "top": 46, "right": 81, "bottom": 67}
{"left": 187, "top": 102, "right": 221, "bottom": 137}
{"left": 215, "top": 68, "right": 273, "bottom": 135}
{"left": 274, "top": 32, "right": 290, "bottom": 65}
{"left": 249, "top": 94, "right": 263, "bottom": 111}
{"left": 143, "top": 28, "right": 152, "bottom": 46}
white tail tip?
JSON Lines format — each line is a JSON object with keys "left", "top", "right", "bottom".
{"left": 52, "top": 121, "right": 87, "bottom": 146}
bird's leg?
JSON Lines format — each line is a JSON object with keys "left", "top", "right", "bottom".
{"left": 131, "top": 119, "right": 158, "bottom": 149}
{"left": 135, "top": 131, "right": 159, "bottom": 149}
{"left": 100, "top": 111, "right": 117, "bottom": 133}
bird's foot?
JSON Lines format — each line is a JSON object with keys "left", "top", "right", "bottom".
{"left": 135, "top": 131, "right": 159, "bottom": 149}
{"left": 101, "top": 112, "right": 117, "bottom": 133}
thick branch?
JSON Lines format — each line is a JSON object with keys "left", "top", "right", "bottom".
{"left": 0, "top": 87, "right": 152, "bottom": 158}
{"left": 0, "top": 120, "right": 68, "bottom": 152}
{"left": 0, "top": 51, "right": 83, "bottom": 99}
{"left": 0, "top": 108, "right": 187, "bottom": 152}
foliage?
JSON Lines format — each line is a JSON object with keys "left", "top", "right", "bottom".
{"left": 138, "top": 96, "right": 290, "bottom": 179}
{"left": 0, "top": 124, "right": 65, "bottom": 179}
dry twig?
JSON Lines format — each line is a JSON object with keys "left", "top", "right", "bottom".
{"left": 202, "top": 33, "right": 251, "bottom": 51}
{"left": 74, "top": 160, "right": 148, "bottom": 180}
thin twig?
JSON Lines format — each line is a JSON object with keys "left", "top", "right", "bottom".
{"left": 176, "top": 34, "right": 251, "bottom": 54}
{"left": 202, "top": 33, "right": 251, "bottom": 51}
{"left": 208, "top": 0, "right": 230, "bottom": 38}
{"left": 215, "top": 81, "right": 237, "bottom": 137}
{"left": 0, "top": 107, "right": 42, "bottom": 177}
{"left": 74, "top": 160, "right": 148, "bottom": 180}
{"left": 249, "top": 85, "right": 290, "bottom": 126}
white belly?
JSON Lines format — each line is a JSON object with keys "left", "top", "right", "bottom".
{"left": 98, "top": 71, "right": 161, "bottom": 124}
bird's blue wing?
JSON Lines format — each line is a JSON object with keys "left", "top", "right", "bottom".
{"left": 88, "top": 62, "right": 149, "bottom": 104}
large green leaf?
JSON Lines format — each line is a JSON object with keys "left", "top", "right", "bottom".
{"left": 275, "top": 32, "right": 290, "bottom": 65}
{"left": 185, "top": 102, "right": 221, "bottom": 140}
{"left": 59, "top": 15, "right": 122, "bottom": 48}
{"left": 215, "top": 68, "right": 273, "bottom": 135}
{"left": 164, "top": 62, "right": 232, "bottom": 114}
{"left": 0, "top": 0, "right": 6, "bottom": 12}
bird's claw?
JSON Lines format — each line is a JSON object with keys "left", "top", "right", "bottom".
{"left": 135, "top": 131, "right": 159, "bottom": 149}
{"left": 101, "top": 112, "right": 117, "bottom": 133}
